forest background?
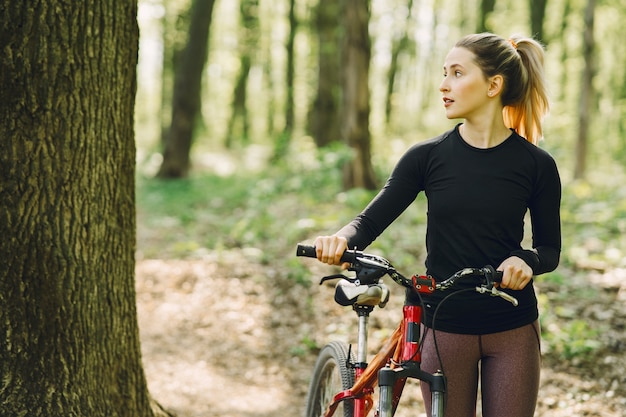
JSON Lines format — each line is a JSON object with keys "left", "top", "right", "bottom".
{"left": 133, "top": 0, "right": 626, "bottom": 415}
{"left": 2, "top": 0, "right": 624, "bottom": 415}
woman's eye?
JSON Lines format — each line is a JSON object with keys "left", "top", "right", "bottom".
{"left": 455, "top": 71, "right": 462, "bottom": 77}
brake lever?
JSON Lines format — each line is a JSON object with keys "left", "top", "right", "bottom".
{"left": 475, "top": 286, "right": 519, "bottom": 306}
{"left": 320, "top": 274, "right": 356, "bottom": 285}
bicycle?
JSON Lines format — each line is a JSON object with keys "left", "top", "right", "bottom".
{"left": 296, "top": 244, "right": 519, "bottom": 417}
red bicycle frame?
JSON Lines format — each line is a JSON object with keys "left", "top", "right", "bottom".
{"left": 321, "top": 275, "right": 444, "bottom": 417}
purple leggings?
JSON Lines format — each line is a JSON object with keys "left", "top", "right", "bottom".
{"left": 419, "top": 321, "right": 541, "bottom": 417}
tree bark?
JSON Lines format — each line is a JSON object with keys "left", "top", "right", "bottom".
{"left": 158, "top": 0, "right": 216, "bottom": 178}
{"left": 340, "top": 0, "right": 377, "bottom": 190}
{"left": 0, "top": 1, "right": 158, "bottom": 416}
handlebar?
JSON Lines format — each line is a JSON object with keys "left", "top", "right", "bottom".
{"left": 296, "top": 244, "right": 517, "bottom": 306}
{"left": 296, "top": 244, "right": 362, "bottom": 264}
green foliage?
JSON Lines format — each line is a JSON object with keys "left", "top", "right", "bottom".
{"left": 136, "top": 144, "right": 360, "bottom": 259}
{"left": 561, "top": 177, "right": 626, "bottom": 270}
{"left": 289, "top": 334, "right": 319, "bottom": 356}
{"left": 542, "top": 317, "right": 603, "bottom": 360}
{"left": 285, "top": 258, "right": 313, "bottom": 287}
{"left": 534, "top": 270, "right": 566, "bottom": 287}
{"left": 536, "top": 270, "right": 606, "bottom": 361}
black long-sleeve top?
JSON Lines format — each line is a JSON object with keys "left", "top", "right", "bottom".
{"left": 337, "top": 125, "right": 561, "bottom": 334}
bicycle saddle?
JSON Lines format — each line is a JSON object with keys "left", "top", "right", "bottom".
{"left": 334, "top": 279, "right": 390, "bottom": 308}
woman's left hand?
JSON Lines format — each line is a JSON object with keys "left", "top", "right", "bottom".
{"left": 497, "top": 256, "right": 533, "bottom": 290}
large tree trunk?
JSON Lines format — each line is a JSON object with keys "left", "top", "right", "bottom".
{"left": 574, "top": 0, "right": 596, "bottom": 180}
{"left": 340, "top": 0, "right": 377, "bottom": 190}
{"left": 158, "top": 0, "right": 216, "bottom": 178}
{"left": 308, "top": 0, "right": 342, "bottom": 147}
{"left": 0, "top": 1, "right": 158, "bottom": 416}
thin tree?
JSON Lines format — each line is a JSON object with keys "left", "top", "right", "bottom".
{"left": 574, "top": 0, "right": 596, "bottom": 180}
{"left": 225, "top": 0, "right": 259, "bottom": 148}
{"left": 308, "top": 0, "right": 342, "bottom": 147}
{"left": 555, "top": 0, "right": 572, "bottom": 102}
{"left": 285, "top": 0, "right": 297, "bottom": 138}
{"left": 273, "top": 0, "right": 298, "bottom": 160}
{"left": 158, "top": 0, "right": 217, "bottom": 178}
{"left": 529, "top": 0, "right": 548, "bottom": 42}
{"left": 0, "top": 1, "right": 169, "bottom": 415}
{"left": 477, "top": 0, "right": 496, "bottom": 32}
{"left": 340, "top": 0, "right": 377, "bottom": 190}
{"left": 159, "top": 3, "right": 193, "bottom": 148}
{"left": 385, "top": 0, "right": 415, "bottom": 127}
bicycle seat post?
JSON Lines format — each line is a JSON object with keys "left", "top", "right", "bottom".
{"left": 353, "top": 305, "right": 373, "bottom": 367}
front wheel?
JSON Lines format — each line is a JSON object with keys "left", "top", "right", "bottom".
{"left": 304, "top": 341, "right": 355, "bottom": 417}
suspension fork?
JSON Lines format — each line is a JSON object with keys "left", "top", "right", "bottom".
{"left": 378, "top": 305, "right": 446, "bottom": 417}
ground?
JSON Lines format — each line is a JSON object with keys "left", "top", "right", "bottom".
{"left": 136, "top": 250, "right": 626, "bottom": 417}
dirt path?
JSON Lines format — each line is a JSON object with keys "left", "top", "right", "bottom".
{"left": 136, "top": 252, "right": 626, "bottom": 417}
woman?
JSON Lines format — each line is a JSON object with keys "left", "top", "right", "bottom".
{"left": 313, "top": 33, "right": 561, "bottom": 417}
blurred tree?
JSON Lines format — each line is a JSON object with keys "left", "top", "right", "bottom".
{"left": 529, "top": 0, "right": 548, "bottom": 42}
{"left": 272, "top": 0, "right": 298, "bottom": 160}
{"left": 574, "top": 0, "right": 596, "bottom": 180}
{"left": 158, "top": 0, "right": 216, "bottom": 178}
{"left": 555, "top": 0, "right": 572, "bottom": 102}
{"left": 341, "top": 0, "right": 377, "bottom": 190}
{"left": 285, "top": 0, "right": 297, "bottom": 139}
{"left": 263, "top": 20, "right": 277, "bottom": 138}
{"left": 0, "top": 1, "right": 169, "bottom": 415}
{"left": 385, "top": 0, "right": 415, "bottom": 126}
{"left": 308, "top": 0, "right": 341, "bottom": 147}
{"left": 477, "top": 0, "right": 496, "bottom": 32}
{"left": 159, "top": 1, "right": 193, "bottom": 147}
{"left": 225, "top": 0, "right": 259, "bottom": 148}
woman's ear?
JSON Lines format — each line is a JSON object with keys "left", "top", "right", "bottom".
{"left": 487, "top": 74, "right": 504, "bottom": 97}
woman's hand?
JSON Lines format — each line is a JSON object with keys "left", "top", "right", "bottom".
{"left": 314, "top": 235, "right": 350, "bottom": 269}
{"left": 497, "top": 256, "right": 533, "bottom": 290}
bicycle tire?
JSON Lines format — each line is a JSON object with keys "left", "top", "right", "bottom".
{"left": 304, "top": 341, "right": 356, "bottom": 417}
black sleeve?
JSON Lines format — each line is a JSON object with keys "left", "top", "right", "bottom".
{"left": 336, "top": 145, "right": 426, "bottom": 250}
{"left": 512, "top": 152, "right": 561, "bottom": 275}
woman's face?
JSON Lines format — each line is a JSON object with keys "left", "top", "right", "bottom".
{"left": 439, "top": 47, "right": 492, "bottom": 120}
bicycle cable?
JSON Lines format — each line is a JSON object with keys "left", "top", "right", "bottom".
{"left": 429, "top": 287, "right": 477, "bottom": 377}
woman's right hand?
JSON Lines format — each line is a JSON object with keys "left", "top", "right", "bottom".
{"left": 313, "top": 235, "right": 349, "bottom": 268}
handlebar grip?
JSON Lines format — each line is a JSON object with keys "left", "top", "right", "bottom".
{"left": 295, "top": 244, "right": 359, "bottom": 263}
{"left": 296, "top": 244, "right": 317, "bottom": 258}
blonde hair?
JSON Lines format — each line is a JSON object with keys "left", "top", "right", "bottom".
{"left": 455, "top": 33, "right": 550, "bottom": 145}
